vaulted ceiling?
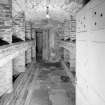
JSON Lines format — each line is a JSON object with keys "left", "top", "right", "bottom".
{"left": 12, "top": 0, "right": 82, "bottom": 28}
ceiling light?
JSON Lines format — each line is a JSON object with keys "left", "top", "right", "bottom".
{"left": 46, "top": 6, "right": 50, "bottom": 19}
{"left": 46, "top": 14, "right": 50, "bottom": 19}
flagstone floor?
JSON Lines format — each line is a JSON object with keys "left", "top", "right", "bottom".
{"left": 28, "top": 62, "right": 75, "bottom": 105}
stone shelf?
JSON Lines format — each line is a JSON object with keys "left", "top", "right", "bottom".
{"left": 59, "top": 41, "right": 76, "bottom": 52}
{"left": 61, "top": 60, "right": 75, "bottom": 87}
{"left": 1, "top": 61, "right": 36, "bottom": 105}
{"left": 0, "top": 41, "right": 35, "bottom": 67}
{"left": 59, "top": 41, "right": 76, "bottom": 72}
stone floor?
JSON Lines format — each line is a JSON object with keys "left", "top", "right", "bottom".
{"left": 28, "top": 62, "right": 75, "bottom": 105}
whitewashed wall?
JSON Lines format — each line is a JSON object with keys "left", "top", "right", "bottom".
{"left": 76, "top": 0, "right": 105, "bottom": 105}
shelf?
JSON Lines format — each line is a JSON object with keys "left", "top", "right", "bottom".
{"left": 1, "top": 61, "right": 36, "bottom": 105}
{"left": 61, "top": 60, "right": 75, "bottom": 87}
{"left": 0, "top": 41, "right": 34, "bottom": 67}
{"left": 59, "top": 41, "right": 76, "bottom": 51}
{"left": 0, "top": 1, "right": 12, "bottom": 43}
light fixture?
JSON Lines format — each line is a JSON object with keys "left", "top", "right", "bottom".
{"left": 46, "top": 14, "right": 50, "bottom": 19}
{"left": 46, "top": 6, "right": 50, "bottom": 19}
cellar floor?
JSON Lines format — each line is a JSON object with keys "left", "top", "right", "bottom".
{"left": 28, "top": 62, "right": 75, "bottom": 105}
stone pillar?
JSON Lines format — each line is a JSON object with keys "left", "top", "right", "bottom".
{"left": 25, "top": 22, "right": 31, "bottom": 40}
{"left": 43, "top": 30, "right": 49, "bottom": 61}
{"left": 25, "top": 48, "right": 32, "bottom": 65}
{"left": 31, "top": 29, "right": 36, "bottom": 61}
{"left": 31, "top": 46, "right": 36, "bottom": 60}
{"left": 13, "top": 51, "right": 25, "bottom": 74}
{"left": 0, "top": 60, "right": 13, "bottom": 96}
{"left": 32, "top": 28, "right": 36, "bottom": 39}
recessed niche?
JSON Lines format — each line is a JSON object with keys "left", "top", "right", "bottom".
{"left": 100, "top": 13, "right": 103, "bottom": 17}
{"left": 0, "top": 38, "right": 9, "bottom": 46}
{"left": 83, "top": 0, "right": 91, "bottom": 6}
{"left": 60, "top": 75, "right": 70, "bottom": 82}
{"left": 65, "top": 38, "right": 71, "bottom": 42}
{"left": 72, "top": 39, "right": 76, "bottom": 43}
{"left": 66, "top": 62, "right": 70, "bottom": 69}
{"left": 12, "top": 73, "right": 20, "bottom": 83}
{"left": 94, "top": 12, "right": 97, "bottom": 15}
{"left": 12, "top": 35, "right": 23, "bottom": 43}
{"left": 94, "top": 22, "right": 97, "bottom": 26}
